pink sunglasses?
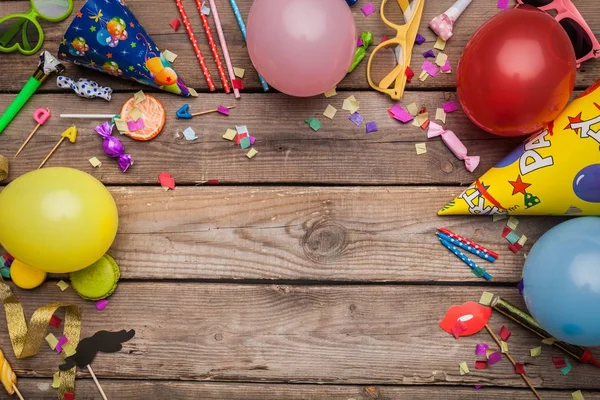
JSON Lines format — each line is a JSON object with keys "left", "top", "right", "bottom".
{"left": 516, "top": 0, "right": 600, "bottom": 67}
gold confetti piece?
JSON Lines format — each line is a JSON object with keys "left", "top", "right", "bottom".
{"left": 62, "top": 343, "right": 77, "bottom": 357}
{"left": 500, "top": 341, "right": 509, "bottom": 353}
{"left": 416, "top": 112, "right": 429, "bottom": 126}
{"left": 324, "top": 86, "right": 337, "bottom": 98}
{"left": 507, "top": 216, "right": 519, "bottom": 230}
{"left": 133, "top": 90, "right": 146, "bottom": 104}
{"left": 486, "top": 348, "right": 495, "bottom": 359}
{"left": 45, "top": 333, "right": 58, "bottom": 350}
{"left": 114, "top": 118, "right": 130, "bottom": 135}
{"left": 459, "top": 361, "right": 470, "bottom": 375}
{"left": 479, "top": 291, "right": 494, "bottom": 306}
{"left": 342, "top": 95, "right": 359, "bottom": 113}
{"left": 434, "top": 37, "right": 447, "bottom": 50}
{"left": 418, "top": 70, "right": 429, "bottom": 82}
{"left": 493, "top": 214, "right": 508, "bottom": 222}
{"left": 56, "top": 280, "right": 69, "bottom": 291}
{"left": 406, "top": 103, "right": 419, "bottom": 116}
{"left": 88, "top": 157, "right": 102, "bottom": 168}
{"left": 233, "top": 67, "right": 245, "bottom": 78}
{"left": 52, "top": 371, "right": 61, "bottom": 389}
{"left": 246, "top": 148, "right": 258, "bottom": 159}
{"left": 530, "top": 346, "right": 542, "bottom": 357}
{"left": 222, "top": 128, "right": 236, "bottom": 141}
{"left": 129, "top": 107, "right": 143, "bottom": 122}
{"left": 572, "top": 390, "right": 585, "bottom": 400}
{"left": 435, "top": 52, "right": 448, "bottom": 67}
{"left": 323, "top": 104, "right": 337, "bottom": 120}
{"left": 189, "top": 88, "right": 198, "bottom": 97}
{"left": 518, "top": 235, "right": 528, "bottom": 246}
{"left": 542, "top": 337, "right": 556, "bottom": 345}
{"left": 162, "top": 49, "right": 178, "bottom": 63}
{"left": 435, "top": 108, "right": 446, "bottom": 124}
{"left": 415, "top": 143, "right": 427, "bottom": 155}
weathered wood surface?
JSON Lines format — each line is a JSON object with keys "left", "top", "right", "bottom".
{"left": 1, "top": 0, "right": 598, "bottom": 93}
{"left": 15, "top": 379, "right": 600, "bottom": 400}
{"left": 1, "top": 283, "right": 599, "bottom": 390}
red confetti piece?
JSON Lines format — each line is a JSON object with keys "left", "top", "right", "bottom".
{"left": 451, "top": 320, "right": 467, "bottom": 339}
{"left": 63, "top": 392, "right": 75, "bottom": 400}
{"left": 475, "top": 360, "right": 487, "bottom": 369}
{"left": 553, "top": 357, "right": 567, "bottom": 369}
{"left": 381, "top": 35, "right": 389, "bottom": 43}
{"left": 207, "top": 179, "right": 219, "bottom": 185}
{"left": 158, "top": 172, "right": 176, "bottom": 190}
{"left": 508, "top": 243, "right": 523, "bottom": 253}
{"left": 232, "top": 79, "right": 244, "bottom": 90}
{"left": 405, "top": 66, "right": 414, "bottom": 83}
{"left": 49, "top": 315, "right": 62, "bottom": 329}
{"left": 515, "top": 363, "right": 526, "bottom": 375}
{"left": 419, "top": 107, "right": 427, "bottom": 114}
{"left": 420, "top": 119, "right": 430, "bottom": 130}
{"left": 169, "top": 18, "right": 181, "bottom": 31}
{"left": 501, "top": 227, "right": 512, "bottom": 238}
{"left": 499, "top": 325, "right": 511, "bottom": 341}
{"left": 235, "top": 132, "right": 248, "bottom": 145}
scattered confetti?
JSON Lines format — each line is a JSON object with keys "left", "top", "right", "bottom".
{"left": 62, "top": 343, "right": 77, "bottom": 357}
{"left": 515, "top": 363, "right": 526, "bottom": 375}
{"left": 88, "top": 157, "right": 102, "bottom": 168}
{"left": 357, "top": 37, "right": 363, "bottom": 47}
{"left": 518, "top": 235, "right": 528, "bottom": 246}
{"left": 217, "top": 105, "right": 230, "bottom": 116}
{"left": 509, "top": 242, "right": 523, "bottom": 254}
{"left": 451, "top": 320, "right": 467, "bottom": 339}
{"left": 349, "top": 112, "right": 364, "bottom": 126}
{"left": 561, "top": 359, "right": 572, "bottom": 375}
{"left": 365, "top": 121, "right": 378, "bottom": 134}
{"left": 474, "top": 385, "right": 482, "bottom": 390}
{"left": 162, "top": 49, "right": 178, "bottom": 63}
{"left": 507, "top": 216, "right": 519, "bottom": 230}
{"left": 459, "top": 361, "right": 470, "bottom": 375}
{"left": 500, "top": 341, "right": 509, "bottom": 353}
{"left": 493, "top": 214, "right": 507, "bottom": 222}
{"left": 223, "top": 128, "right": 236, "bottom": 141}
{"left": 45, "top": 333, "right": 59, "bottom": 350}
{"left": 542, "top": 338, "right": 556, "bottom": 345}
{"left": 232, "top": 79, "right": 244, "bottom": 90}
{"left": 415, "top": 143, "right": 427, "bottom": 155}
{"left": 441, "top": 59, "right": 452, "bottom": 73}
{"left": 233, "top": 67, "right": 245, "bottom": 78}
{"left": 497, "top": 0, "right": 509, "bottom": 9}
{"left": 235, "top": 132, "right": 248, "bottom": 145}
{"left": 488, "top": 351, "right": 502, "bottom": 365}
{"left": 388, "top": 104, "right": 413, "bottom": 123}
{"left": 435, "top": 52, "right": 448, "bottom": 67}
{"left": 305, "top": 118, "right": 322, "bottom": 132}
{"left": 423, "top": 49, "right": 435, "bottom": 58}
{"left": 434, "top": 37, "right": 447, "bottom": 50}
{"left": 415, "top": 112, "right": 429, "bottom": 128}
{"left": 381, "top": 35, "right": 389, "bottom": 43}
{"left": 324, "top": 87, "right": 337, "bottom": 97}
{"left": 323, "top": 105, "right": 337, "bottom": 120}
{"left": 442, "top": 101, "right": 459, "bottom": 113}
{"left": 415, "top": 33, "right": 426, "bottom": 45}
{"left": 236, "top": 125, "right": 249, "bottom": 135}
{"left": 486, "top": 349, "right": 495, "bottom": 359}
{"left": 158, "top": 172, "right": 176, "bottom": 190}
{"left": 342, "top": 96, "right": 360, "bottom": 113}
{"left": 49, "top": 315, "right": 62, "bottom": 329}
{"left": 64, "top": 393, "right": 75, "bottom": 400}
{"left": 418, "top": 70, "right": 429, "bottom": 82}
{"left": 127, "top": 118, "right": 145, "bottom": 132}
{"left": 475, "top": 344, "right": 489, "bottom": 355}
{"left": 501, "top": 227, "right": 512, "bottom": 239}
{"left": 553, "top": 357, "right": 567, "bottom": 369}
{"left": 57, "top": 280, "right": 69, "bottom": 291}
{"left": 530, "top": 346, "right": 542, "bottom": 357}
{"left": 52, "top": 371, "right": 61, "bottom": 388}
{"left": 133, "top": 90, "right": 146, "bottom": 104}
{"left": 95, "top": 299, "right": 109, "bottom": 311}
{"left": 183, "top": 127, "right": 198, "bottom": 141}
{"left": 114, "top": 118, "right": 130, "bottom": 135}
{"left": 572, "top": 390, "right": 585, "bottom": 400}
{"left": 405, "top": 66, "right": 415, "bottom": 82}
{"left": 407, "top": 103, "right": 419, "bottom": 116}
{"left": 361, "top": 2, "right": 376, "bottom": 16}
{"left": 240, "top": 136, "right": 251, "bottom": 149}
{"left": 499, "top": 326, "right": 511, "bottom": 341}
{"left": 170, "top": 18, "right": 181, "bottom": 31}
{"left": 249, "top": 136, "right": 256, "bottom": 145}
{"left": 246, "top": 148, "right": 258, "bottom": 159}
{"left": 422, "top": 60, "right": 439, "bottom": 77}
{"left": 435, "top": 108, "right": 446, "bottom": 124}
{"left": 129, "top": 107, "right": 142, "bottom": 121}
{"left": 475, "top": 360, "right": 487, "bottom": 369}
{"left": 506, "top": 231, "right": 520, "bottom": 245}
{"left": 55, "top": 335, "right": 68, "bottom": 353}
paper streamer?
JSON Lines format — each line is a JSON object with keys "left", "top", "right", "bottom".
{"left": 57, "top": 76, "right": 112, "bottom": 101}
{"left": 0, "top": 278, "right": 81, "bottom": 400}
{"left": 0, "top": 155, "right": 7, "bottom": 182}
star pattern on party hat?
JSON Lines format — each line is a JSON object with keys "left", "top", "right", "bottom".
{"left": 508, "top": 175, "right": 531, "bottom": 196}
{"left": 565, "top": 112, "right": 583, "bottom": 134}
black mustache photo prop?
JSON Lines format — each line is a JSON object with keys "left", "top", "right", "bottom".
{"left": 60, "top": 329, "right": 136, "bottom": 371}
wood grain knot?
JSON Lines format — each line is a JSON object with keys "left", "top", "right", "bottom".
{"left": 302, "top": 221, "right": 348, "bottom": 264}
{"left": 440, "top": 160, "right": 454, "bottom": 174}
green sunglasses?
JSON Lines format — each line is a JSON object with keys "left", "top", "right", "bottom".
{"left": 0, "top": 0, "right": 73, "bottom": 55}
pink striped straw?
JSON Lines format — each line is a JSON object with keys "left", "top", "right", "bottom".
{"left": 208, "top": 0, "right": 240, "bottom": 98}
{"left": 173, "top": 0, "right": 215, "bottom": 91}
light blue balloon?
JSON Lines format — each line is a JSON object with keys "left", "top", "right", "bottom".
{"left": 96, "top": 29, "right": 112, "bottom": 46}
{"left": 522, "top": 217, "right": 600, "bottom": 346}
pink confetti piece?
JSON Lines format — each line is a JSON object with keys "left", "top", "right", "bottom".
{"left": 422, "top": 60, "right": 439, "bottom": 77}
{"left": 357, "top": 37, "right": 364, "bottom": 47}
{"left": 381, "top": 35, "right": 389, "bottom": 43}
{"left": 217, "top": 105, "right": 230, "bottom": 116}
{"left": 442, "top": 100, "right": 459, "bottom": 113}
{"left": 475, "top": 344, "right": 489, "bottom": 355}
{"left": 95, "top": 299, "right": 109, "bottom": 310}
{"left": 497, "top": 0, "right": 509, "bottom": 9}
{"left": 440, "top": 59, "right": 452, "bottom": 72}
{"left": 488, "top": 351, "right": 502, "bottom": 365}
{"left": 127, "top": 118, "right": 145, "bottom": 132}
{"left": 249, "top": 135, "right": 256, "bottom": 145}
{"left": 361, "top": 2, "right": 376, "bottom": 16}
{"left": 388, "top": 104, "right": 414, "bottom": 123}
{"left": 474, "top": 385, "right": 482, "bottom": 390}
{"left": 55, "top": 335, "right": 69, "bottom": 353}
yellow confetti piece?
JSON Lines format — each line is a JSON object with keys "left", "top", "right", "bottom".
{"left": 416, "top": 112, "right": 429, "bottom": 127}
{"left": 324, "top": 86, "right": 337, "bottom": 98}
{"left": 572, "top": 390, "right": 585, "bottom": 400}
{"left": 415, "top": 143, "right": 427, "bottom": 155}
{"left": 500, "top": 341, "right": 509, "bottom": 353}
{"left": 88, "top": 157, "right": 102, "bottom": 168}
{"left": 542, "top": 337, "right": 556, "bottom": 345}
{"left": 530, "top": 346, "right": 542, "bottom": 357}
{"left": 435, "top": 108, "right": 446, "bottom": 124}
{"left": 246, "top": 148, "right": 258, "bottom": 159}
{"left": 434, "top": 37, "right": 447, "bottom": 50}
{"left": 493, "top": 214, "right": 508, "bottom": 222}
{"left": 507, "top": 216, "right": 519, "bottom": 230}
{"left": 323, "top": 104, "right": 337, "bottom": 120}
{"left": 222, "top": 128, "right": 237, "bottom": 141}
{"left": 459, "top": 361, "right": 470, "bottom": 375}
{"left": 133, "top": 90, "right": 146, "bottom": 104}
{"left": 62, "top": 343, "right": 77, "bottom": 357}
{"left": 52, "top": 371, "right": 61, "bottom": 389}
{"left": 129, "top": 107, "right": 143, "bottom": 121}
{"left": 114, "top": 118, "right": 130, "bottom": 135}
{"left": 406, "top": 103, "right": 419, "bottom": 116}
{"left": 518, "top": 235, "right": 528, "bottom": 246}
{"left": 486, "top": 349, "right": 495, "bottom": 359}
{"left": 189, "top": 88, "right": 198, "bottom": 97}
{"left": 233, "top": 67, "right": 245, "bottom": 78}
{"left": 162, "top": 49, "right": 178, "bottom": 63}
{"left": 435, "top": 52, "right": 448, "bottom": 67}
{"left": 479, "top": 291, "right": 494, "bottom": 306}
{"left": 342, "top": 95, "right": 359, "bottom": 113}
{"left": 56, "top": 280, "right": 69, "bottom": 291}
{"left": 418, "top": 70, "right": 429, "bottom": 82}
{"left": 45, "top": 333, "right": 58, "bottom": 350}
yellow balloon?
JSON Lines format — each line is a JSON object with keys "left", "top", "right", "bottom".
{"left": 0, "top": 168, "right": 118, "bottom": 273}
{"left": 10, "top": 260, "right": 47, "bottom": 290}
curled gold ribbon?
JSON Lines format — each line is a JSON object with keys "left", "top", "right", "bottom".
{"left": 0, "top": 278, "right": 81, "bottom": 400}
{"left": 0, "top": 155, "right": 7, "bottom": 181}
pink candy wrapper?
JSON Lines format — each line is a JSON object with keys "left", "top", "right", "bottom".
{"left": 428, "top": 121, "right": 479, "bottom": 172}
{"left": 429, "top": 0, "right": 472, "bottom": 41}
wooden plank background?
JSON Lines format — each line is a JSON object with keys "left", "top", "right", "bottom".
{"left": 1, "top": 0, "right": 598, "bottom": 398}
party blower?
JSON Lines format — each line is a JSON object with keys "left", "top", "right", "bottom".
{"left": 0, "top": 52, "right": 64, "bottom": 135}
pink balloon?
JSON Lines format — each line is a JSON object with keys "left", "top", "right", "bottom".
{"left": 247, "top": 0, "right": 356, "bottom": 97}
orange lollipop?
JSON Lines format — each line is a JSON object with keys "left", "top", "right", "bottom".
{"left": 120, "top": 94, "right": 166, "bottom": 141}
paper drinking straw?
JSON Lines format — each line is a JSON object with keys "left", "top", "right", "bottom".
{"left": 173, "top": 0, "right": 216, "bottom": 91}
{"left": 195, "top": 0, "right": 231, "bottom": 93}
{"left": 228, "top": 0, "right": 270, "bottom": 92}
{"left": 208, "top": 0, "right": 240, "bottom": 98}
{"left": 436, "top": 232, "right": 496, "bottom": 263}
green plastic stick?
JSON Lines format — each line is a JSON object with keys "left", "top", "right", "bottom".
{"left": 0, "top": 77, "right": 41, "bottom": 134}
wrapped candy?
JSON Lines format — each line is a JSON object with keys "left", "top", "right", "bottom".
{"left": 94, "top": 122, "right": 133, "bottom": 172}
{"left": 57, "top": 76, "right": 113, "bottom": 101}
{"left": 429, "top": 0, "right": 472, "bottom": 41}
{"left": 428, "top": 121, "right": 479, "bottom": 172}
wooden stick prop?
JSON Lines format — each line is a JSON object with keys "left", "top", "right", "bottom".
{"left": 176, "top": 104, "right": 235, "bottom": 119}
{"left": 14, "top": 108, "right": 51, "bottom": 158}
{"left": 87, "top": 365, "right": 108, "bottom": 400}
{"left": 38, "top": 126, "right": 77, "bottom": 169}
{"left": 0, "top": 349, "right": 24, "bottom": 400}
{"left": 208, "top": 0, "right": 241, "bottom": 99}
{"left": 484, "top": 325, "right": 542, "bottom": 400}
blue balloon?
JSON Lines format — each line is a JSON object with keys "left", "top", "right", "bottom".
{"left": 522, "top": 217, "right": 600, "bottom": 346}
{"left": 493, "top": 143, "right": 525, "bottom": 169}
{"left": 573, "top": 164, "right": 600, "bottom": 202}
{"left": 96, "top": 29, "right": 112, "bottom": 46}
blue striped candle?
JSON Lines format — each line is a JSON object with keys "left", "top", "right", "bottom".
{"left": 436, "top": 231, "right": 496, "bottom": 263}
{"left": 440, "top": 238, "right": 492, "bottom": 280}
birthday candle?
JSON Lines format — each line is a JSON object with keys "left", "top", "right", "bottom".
{"left": 436, "top": 232, "right": 496, "bottom": 263}
{"left": 440, "top": 238, "right": 492, "bottom": 280}
{"left": 439, "top": 228, "right": 499, "bottom": 259}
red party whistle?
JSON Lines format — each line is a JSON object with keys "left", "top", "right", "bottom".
{"left": 14, "top": 108, "right": 51, "bottom": 158}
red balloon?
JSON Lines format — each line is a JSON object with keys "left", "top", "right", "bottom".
{"left": 456, "top": 7, "right": 577, "bottom": 137}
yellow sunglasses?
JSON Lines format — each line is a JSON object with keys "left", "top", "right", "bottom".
{"left": 367, "top": 0, "right": 425, "bottom": 100}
